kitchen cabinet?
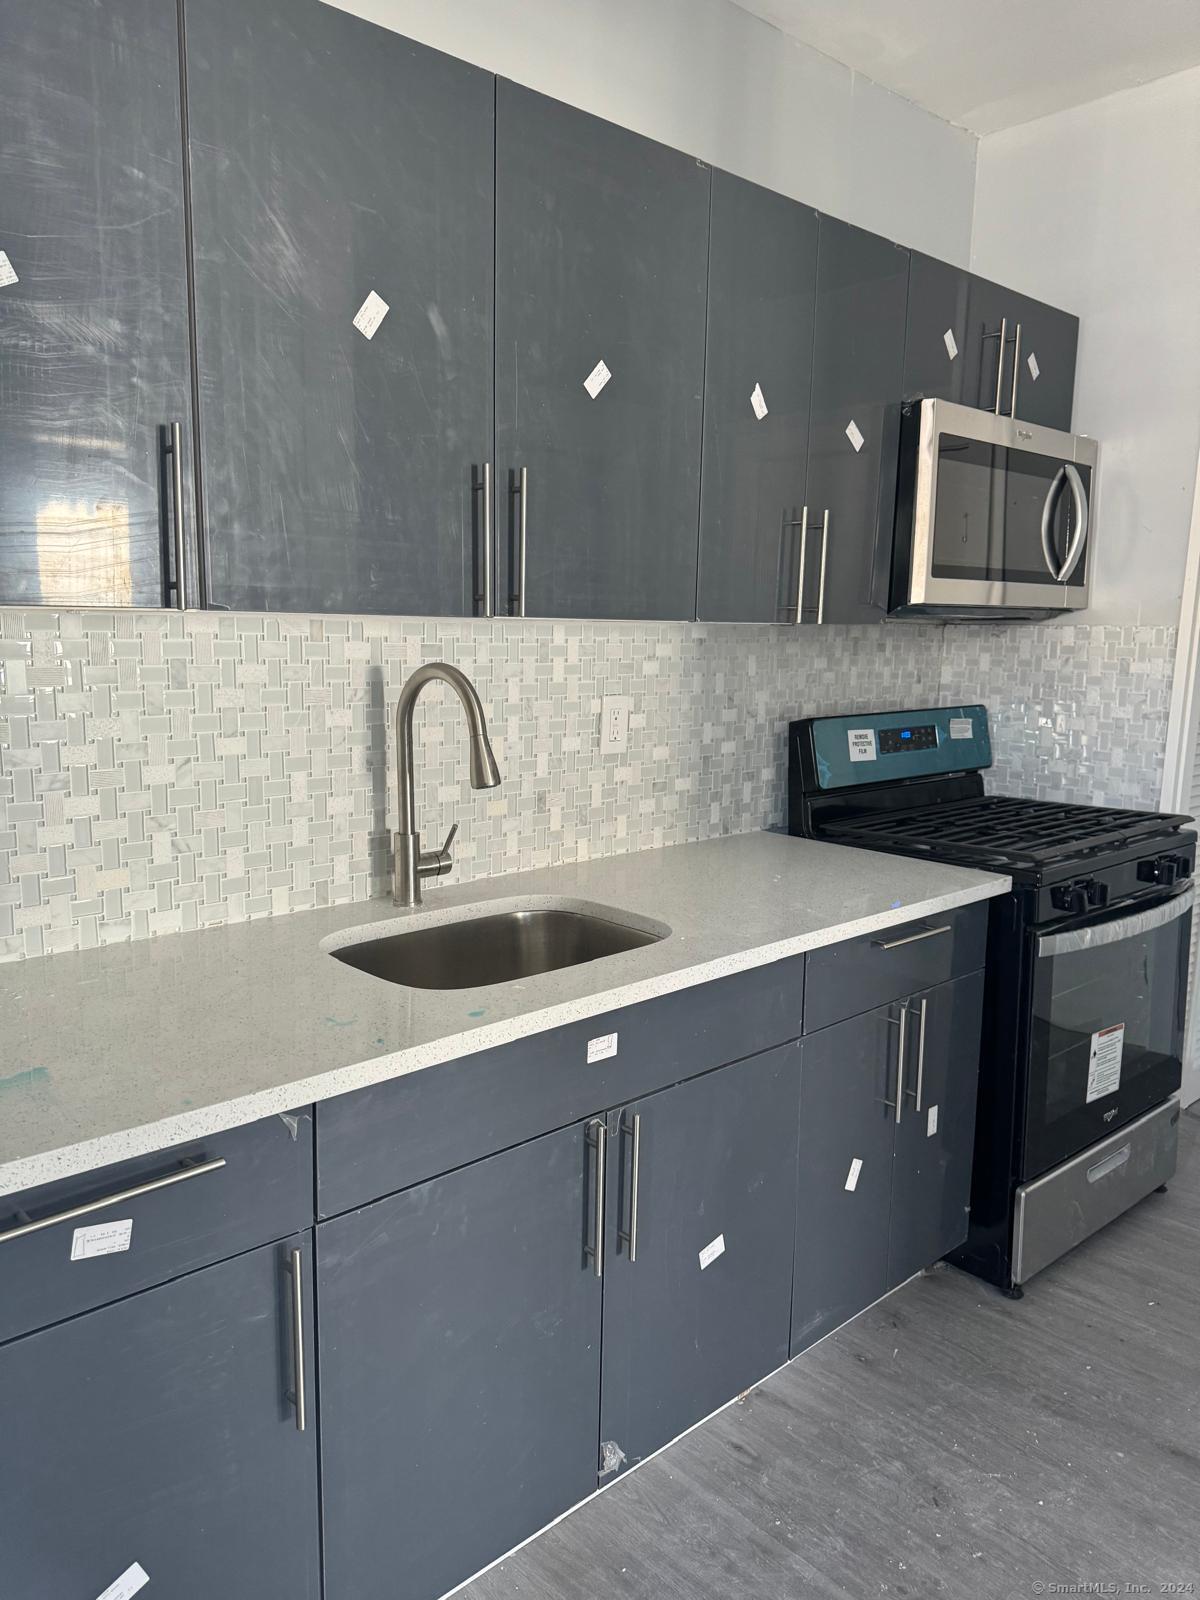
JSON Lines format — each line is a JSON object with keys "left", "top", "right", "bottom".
{"left": 0, "top": 1235, "right": 319, "bottom": 1598}
{"left": 792, "top": 971, "right": 985, "bottom": 1354}
{"left": 802, "top": 216, "right": 910, "bottom": 625}
{"left": 599, "top": 1043, "right": 800, "bottom": 1476}
{"left": 494, "top": 80, "right": 710, "bottom": 620}
{"left": 903, "top": 253, "right": 1078, "bottom": 431}
{"left": 317, "top": 1119, "right": 604, "bottom": 1600}
{"left": 0, "top": 0, "right": 196, "bottom": 609}
{"left": 697, "top": 173, "right": 819, "bottom": 622}
{"left": 185, "top": 0, "right": 495, "bottom": 615}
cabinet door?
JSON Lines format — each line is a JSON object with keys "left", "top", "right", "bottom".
{"left": 792, "top": 1007, "right": 897, "bottom": 1355}
{"left": 0, "top": 0, "right": 195, "bottom": 608}
{"left": 186, "top": 0, "right": 494, "bottom": 616}
{"left": 901, "top": 252, "right": 972, "bottom": 406}
{"left": 804, "top": 216, "right": 909, "bottom": 624}
{"left": 888, "top": 970, "right": 985, "bottom": 1287}
{"left": 317, "top": 1121, "right": 603, "bottom": 1600}
{"left": 495, "top": 80, "right": 710, "bottom": 620}
{"left": 1004, "top": 287, "right": 1078, "bottom": 430}
{"left": 0, "top": 1236, "right": 319, "bottom": 1598}
{"left": 599, "top": 1044, "right": 799, "bottom": 1477}
{"left": 697, "top": 173, "right": 819, "bottom": 622}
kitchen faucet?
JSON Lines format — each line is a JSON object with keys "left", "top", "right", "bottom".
{"left": 392, "top": 662, "right": 502, "bottom": 906}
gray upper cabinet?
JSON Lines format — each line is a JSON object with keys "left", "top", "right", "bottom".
{"left": 803, "top": 216, "right": 910, "bottom": 625}
{"left": 0, "top": 0, "right": 195, "bottom": 608}
{"left": 0, "top": 1236, "right": 320, "bottom": 1598}
{"left": 185, "top": 0, "right": 495, "bottom": 616}
{"left": 697, "top": 173, "right": 819, "bottom": 623}
{"left": 494, "top": 80, "right": 710, "bottom": 620}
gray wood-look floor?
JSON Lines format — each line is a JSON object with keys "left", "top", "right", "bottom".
{"left": 461, "top": 1111, "right": 1200, "bottom": 1600}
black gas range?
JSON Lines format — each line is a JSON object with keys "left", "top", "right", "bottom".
{"left": 789, "top": 704, "right": 1194, "bottom": 1294}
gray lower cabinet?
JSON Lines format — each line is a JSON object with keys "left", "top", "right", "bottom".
{"left": 0, "top": 1235, "right": 319, "bottom": 1598}
{"left": 185, "top": 0, "right": 495, "bottom": 615}
{"left": 317, "top": 1119, "right": 604, "bottom": 1600}
{"left": 599, "top": 1044, "right": 800, "bottom": 1476}
{"left": 697, "top": 172, "right": 819, "bottom": 622}
{"left": 494, "top": 80, "right": 710, "bottom": 620}
{"left": 0, "top": 0, "right": 195, "bottom": 609}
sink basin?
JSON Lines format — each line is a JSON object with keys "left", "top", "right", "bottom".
{"left": 330, "top": 905, "right": 667, "bottom": 990}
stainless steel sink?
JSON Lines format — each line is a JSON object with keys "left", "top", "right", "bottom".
{"left": 330, "top": 906, "right": 666, "bottom": 990}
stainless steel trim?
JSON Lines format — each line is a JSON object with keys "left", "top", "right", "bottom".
{"left": 872, "top": 923, "right": 951, "bottom": 951}
{"left": 586, "top": 1119, "right": 606, "bottom": 1277}
{"left": 1087, "top": 1144, "right": 1131, "bottom": 1183}
{"left": 1057, "top": 462, "right": 1089, "bottom": 582}
{"left": 168, "top": 420, "right": 187, "bottom": 609}
{"left": 1009, "top": 322, "right": 1022, "bottom": 417}
{"left": 618, "top": 1111, "right": 641, "bottom": 1263}
{"left": 815, "top": 508, "right": 829, "bottom": 624}
{"left": 474, "top": 462, "right": 493, "bottom": 618}
{"left": 911, "top": 995, "right": 928, "bottom": 1112}
{"left": 0, "top": 1156, "right": 227, "bottom": 1243}
{"left": 286, "top": 1246, "right": 306, "bottom": 1432}
{"left": 1037, "top": 886, "right": 1193, "bottom": 958}
{"left": 510, "top": 466, "right": 528, "bottom": 617}
{"left": 993, "top": 317, "right": 1008, "bottom": 413}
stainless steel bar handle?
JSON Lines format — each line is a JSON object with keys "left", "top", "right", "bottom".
{"left": 1039, "top": 466, "right": 1066, "bottom": 579}
{"left": 474, "top": 462, "right": 493, "bottom": 618}
{"left": 872, "top": 923, "right": 951, "bottom": 951}
{"left": 286, "top": 1246, "right": 307, "bottom": 1432}
{"left": 1056, "top": 462, "right": 1089, "bottom": 583}
{"left": 510, "top": 466, "right": 528, "bottom": 617}
{"left": 167, "top": 420, "right": 187, "bottom": 609}
{"left": 1009, "top": 323, "right": 1022, "bottom": 418}
{"left": 892, "top": 1005, "right": 907, "bottom": 1124}
{"left": 993, "top": 317, "right": 1008, "bottom": 414}
{"left": 815, "top": 509, "right": 830, "bottom": 625}
{"left": 585, "top": 1119, "right": 606, "bottom": 1277}
{"left": 0, "top": 1156, "right": 227, "bottom": 1244}
{"left": 618, "top": 1111, "right": 641, "bottom": 1263}
{"left": 911, "top": 996, "right": 928, "bottom": 1112}
{"left": 784, "top": 505, "right": 809, "bottom": 624}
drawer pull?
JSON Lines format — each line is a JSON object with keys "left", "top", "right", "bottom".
{"left": 585, "top": 1120, "right": 606, "bottom": 1278}
{"left": 1087, "top": 1145, "right": 1131, "bottom": 1184}
{"left": 618, "top": 1111, "right": 641, "bottom": 1263}
{"left": 0, "top": 1156, "right": 227, "bottom": 1244}
{"left": 872, "top": 923, "right": 952, "bottom": 952}
{"left": 286, "top": 1246, "right": 307, "bottom": 1432}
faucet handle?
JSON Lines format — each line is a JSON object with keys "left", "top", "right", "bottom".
{"left": 439, "top": 822, "right": 459, "bottom": 859}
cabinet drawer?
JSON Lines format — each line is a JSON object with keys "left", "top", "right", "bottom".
{"left": 0, "top": 1110, "right": 313, "bottom": 1344}
{"left": 803, "top": 902, "right": 987, "bottom": 1033}
{"left": 317, "top": 955, "right": 805, "bottom": 1218}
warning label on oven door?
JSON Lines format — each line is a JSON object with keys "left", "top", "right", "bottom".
{"left": 1086, "top": 1022, "right": 1125, "bottom": 1103}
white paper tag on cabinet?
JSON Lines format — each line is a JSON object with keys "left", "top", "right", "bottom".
{"left": 845, "top": 418, "right": 865, "bottom": 453}
{"left": 844, "top": 1158, "right": 863, "bottom": 1192}
{"left": 927, "top": 1105, "right": 939, "bottom": 1138}
{"left": 1086, "top": 1023, "right": 1124, "bottom": 1103}
{"left": 0, "top": 250, "right": 18, "bottom": 288}
{"left": 948, "top": 717, "right": 973, "bottom": 740}
{"left": 847, "top": 728, "right": 877, "bottom": 763}
{"left": 942, "top": 327, "right": 958, "bottom": 360}
{"left": 698, "top": 1233, "right": 726, "bottom": 1270}
{"left": 583, "top": 359, "right": 611, "bottom": 399}
{"left": 71, "top": 1218, "right": 133, "bottom": 1261}
{"left": 1027, "top": 351, "right": 1040, "bottom": 381}
{"left": 352, "top": 289, "right": 389, "bottom": 340}
{"left": 95, "top": 1563, "right": 150, "bottom": 1600}
{"left": 750, "top": 381, "right": 769, "bottom": 420}
{"left": 587, "top": 1032, "right": 618, "bottom": 1064}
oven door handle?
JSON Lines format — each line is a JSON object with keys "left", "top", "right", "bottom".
{"left": 1037, "top": 886, "right": 1193, "bottom": 958}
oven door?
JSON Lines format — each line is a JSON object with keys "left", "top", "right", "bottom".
{"left": 902, "top": 398, "right": 1099, "bottom": 615}
{"left": 1022, "top": 886, "right": 1191, "bottom": 1180}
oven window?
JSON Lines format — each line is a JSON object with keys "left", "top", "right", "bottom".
{"left": 1024, "top": 897, "right": 1188, "bottom": 1179}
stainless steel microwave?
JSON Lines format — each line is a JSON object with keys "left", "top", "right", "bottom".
{"left": 890, "top": 397, "right": 1099, "bottom": 620}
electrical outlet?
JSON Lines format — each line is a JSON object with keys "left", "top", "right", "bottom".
{"left": 599, "top": 695, "right": 630, "bottom": 754}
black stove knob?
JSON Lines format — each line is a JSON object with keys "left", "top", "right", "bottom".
{"left": 1085, "top": 880, "right": 1108, "bottom": 908}
{"left": 1050, "top": 882, "right": 1088, "bottom": 915}
{"left": 1138, "top": 856, "right": 1180, "bottom": 886}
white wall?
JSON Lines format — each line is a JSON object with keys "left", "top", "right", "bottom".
{"left": 971, "top": 67, "right": 1200, "bottom": 627}
{"left": 326, "top": 0, "right": 977, "bottom": 264}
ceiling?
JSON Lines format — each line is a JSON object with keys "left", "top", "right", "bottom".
{"left": 730, "top": 0, "right": 1200, "bottom": 134}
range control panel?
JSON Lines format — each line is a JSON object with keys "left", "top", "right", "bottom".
{"left": 801, "top": 705, "right": 992, "bottom": 791}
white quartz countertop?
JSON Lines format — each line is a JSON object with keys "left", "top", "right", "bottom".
{"left": 0, "top": 832, "right": 1009, "bottom": 1196}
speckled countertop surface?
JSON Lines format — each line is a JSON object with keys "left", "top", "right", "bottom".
{"left": 0, "top": 832, "right": 1009, "bottom": 1196}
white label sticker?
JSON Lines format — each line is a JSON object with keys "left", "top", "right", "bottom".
{"left": 698, "top": 1233, "right": 726, "bottom": 1270}
{"left": 943, "top": 327, "right": 958, "bottom": 361}
{"left": 0, "top": 250, "right": 18, "bottom": 288}
{"left": 750, "top": 381, "right": 769, "bottom": 421}
{"left": 847, "top": 728, "right": 877, "bottom": 763}
{"left": 95, "top": 1563, "right": 150, "bottom": 1600}
{"left": 71, "top": 1218, "right": 133, "bottom": 1261}
{"left": 587, "top": 1032, "right": 618, "bottom": 1064}
{"left": 845, "top": 418, "right": 865, "bottom": 453}
{"left": 583, "top": 359, "right": 611, "bottom": 399}
{"left": 352, "top": 289, "right": 389, "bottom": 340}
{"left": 927, "top": 1104, "right": 939, "bottom": 1138}
{"left": 949, "top": 717, "right": 973, "bottom": 740}
{"left": 1027, "top": 351, "right": 1040, "bottom": 382}
{"left": 845, "top": 1157, "right": 863, "bottom": 1193}
{"left": 1087, "top": 1023, "right": 1124, "bottom": 1103}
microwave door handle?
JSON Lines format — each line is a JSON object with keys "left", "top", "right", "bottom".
{"left": 1055, "top": 462, "right": 1089, "bottom": 583}
{"left": 1040, "top": 465, "right": 1067, "bottom": 580}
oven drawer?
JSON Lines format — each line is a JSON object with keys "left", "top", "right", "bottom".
{"left": 1013, "top": 1097, "right": 1179, "bottom": 1285}
{"left": 0, "top": 1110, "right": 313, "bottom": 1344}
{"left": 803, "top": 902, "right": 987, "bottom": 1033}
